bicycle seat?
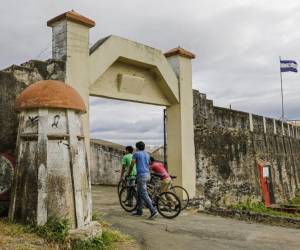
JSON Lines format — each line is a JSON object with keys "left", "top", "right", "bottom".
{"left": 151, "top": 172, "right": 162, "bottom": 178}
{"left": 170, "top": 175, "right": 177, "bottom": 179}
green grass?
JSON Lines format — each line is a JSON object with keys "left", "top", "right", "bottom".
{"left": 289, "top": 196, "right": 300, "bottom": 205}
{"left": 0, "top": 218, "right": 58, "bottom": 250}
{"left": 230, "top": 200, "right": 300, "bottom": 218}
{"left": 0, "top": 215, "right": 135, "bottom": 250}
{"left": 71, "top": 235, "right": 105, "bottom": 250}
{"left": 26, "top": 217, "right": 69, "bottom": 243}
{"left": 71, "top": 222, "right": 133, "bottom": 250}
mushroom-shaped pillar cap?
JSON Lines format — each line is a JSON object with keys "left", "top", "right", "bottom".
{"left": 16, "top": 80, "right": 86, "bottom": 113}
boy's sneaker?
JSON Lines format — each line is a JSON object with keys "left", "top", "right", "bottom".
{"left": 148, "top": 211, "right": 158, "bottom": 220}
{"left": 132, "top": 211, "right": 143, "bottom": 216}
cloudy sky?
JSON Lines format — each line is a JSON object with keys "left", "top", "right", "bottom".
{"left": 1, "top": 0, "right": 300, "bottom": 146}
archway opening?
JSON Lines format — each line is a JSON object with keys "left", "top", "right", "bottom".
{"left": 89, "top": 96, "right": 165, "bottom": 186}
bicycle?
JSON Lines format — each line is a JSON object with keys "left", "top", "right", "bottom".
{"left": 115, "top": 170, "right": 128, "bottom": 195}
{"left": 149, "top": 173, "right": 190, "bottom": 210}
{"left": 117, "top": 178, "right": 126, "bottom": 195}
{"left": 118, "top": 176, "right": 181, "bottom": 219}
{"left": 169, "top": 175, "right": 190, "bottom": 210}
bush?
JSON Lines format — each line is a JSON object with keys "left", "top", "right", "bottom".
{"left": 71, "top": 235, "right": 105, "bottom": 250}
{"left": 231, "top": 200, "right": 300, "bottom": 218}
{"left": 290, "top": 196, "right": 300, "bottom": 205}
{"left": 27, "top": 217, "right": 69, "bottom": 243}
{"left": 71, "top": 227, "right": 132, "bottom": 250}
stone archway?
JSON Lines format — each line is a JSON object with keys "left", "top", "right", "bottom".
{"left": 47, "top": 10, "right": 196, "bottom": 197}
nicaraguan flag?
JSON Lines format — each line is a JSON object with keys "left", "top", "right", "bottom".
{"left": 280, "top": 60, "right": 298, "bottom": 73}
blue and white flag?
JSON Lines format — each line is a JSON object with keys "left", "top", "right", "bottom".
{"left": 280, "top": 60, "right": 298, "bottom": 73}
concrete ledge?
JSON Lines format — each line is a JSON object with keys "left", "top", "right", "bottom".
{"left": 69, "top": 221, "right": 102, "bottom": 241}
{"left": 202, "top": 207, "right": 300, "bottom": 229}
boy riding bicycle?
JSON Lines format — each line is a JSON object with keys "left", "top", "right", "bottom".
{"left": 149, "top": 157, "right": 171, "bottom": 192}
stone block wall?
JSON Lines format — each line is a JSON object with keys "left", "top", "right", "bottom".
{"left": 193, "top": 90, "right": 300, "bottom": 206}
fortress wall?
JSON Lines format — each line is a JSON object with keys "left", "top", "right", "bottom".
{"left": 1, "top": 59, "right": 300, "bottom": 206}
{"left": 193, "top": 90, "right": 300, "bottom": 206}
{"left": 90, "top": 140, "right": 124, "bottom": 185}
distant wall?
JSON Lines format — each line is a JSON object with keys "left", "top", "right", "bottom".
{"left": 193, "top": 90, "right": 300, "bottom": 206}
{"left": 90, "top": 140, "right": 124, "bottom": 185}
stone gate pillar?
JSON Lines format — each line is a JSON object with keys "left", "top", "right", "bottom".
{"left": 165, "top": 48, "right": 196, "bottom": 198}
{"left": 47, "top": 11, "right": 95, "bottom": 165}
{"left": 9, "top": 80, "right": 95, "bottom": 230}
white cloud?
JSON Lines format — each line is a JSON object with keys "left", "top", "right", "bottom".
{"left": 1, "top": 0, "right": 300, "bottom": 144}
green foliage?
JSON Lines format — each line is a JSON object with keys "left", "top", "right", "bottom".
{"left": 71, "top": 235, "right": 105, "bottom": 250}
{"left": 70, "top": 226, "right": 133, "bottom": 250}
{"left": 101, "top": 228, "right": 128, "bottom": 248}
{"left": 0, "top": 216, "right": 134, "bottom": 250}
{"left": 231, "top": 200, "right": 300, "bottom": 218}
{"left": 289, "top": 196, "right": 300, "bottom": 205}
{"left": 92, "top": 211, "right": 102, "bottom": 221}
{"left": 27, "top": 217, "right": 69, "bottom": 243}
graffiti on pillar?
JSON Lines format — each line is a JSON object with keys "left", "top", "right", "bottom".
{"left": 27, "top": 115, "right": 39, "bottom": 127}
{"left": 61, "top": 141, "right": 70, "bottom": 149}
{"left": 51, "top": 115, "right": 60, "bottom": 128}
{"left": 23, "top": 115, "right": 39, "bottom": 133}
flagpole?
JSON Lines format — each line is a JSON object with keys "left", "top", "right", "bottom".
{"left": 279, "top": 56, "right": 284, "bottom": 121}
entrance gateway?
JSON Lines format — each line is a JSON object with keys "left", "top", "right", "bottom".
{"left": 47, "top": 10, "right": 196, "bottom": 197}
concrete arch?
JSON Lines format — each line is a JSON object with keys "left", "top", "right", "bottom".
{"left": 47, "top": 10, "right": 196, "bottom": 197}
{"left": 88, "top": 35, "right": 179, "bottom": 105}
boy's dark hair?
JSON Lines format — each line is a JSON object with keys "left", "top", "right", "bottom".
{"left": 150, "top": 156, "right": 155, "bottom": 162}
{"left": 125, "top": 146, "right": 134, "bottom": 153}
{"left": 135, "top": 141, "right": 145, "bottom": 151}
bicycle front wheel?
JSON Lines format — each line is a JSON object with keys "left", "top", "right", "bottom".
{"left": 170, "top": 186, "right": 189, "bottom": 210}
{"left": 156, "top": 192, "right": 181, "bottom": 219}
{"left": 117, "top": 179, "right": 126, "bottom": 195}
{"left": 119, "top": 186, "right": 138, "bottom": 212}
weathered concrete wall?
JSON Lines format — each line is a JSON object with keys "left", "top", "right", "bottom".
{"left": 90, "top": 139, "right": 124, "bottom": 185}
{"left": 0, "top": 59, "right": 65, "bottom": 154}
{"left": 193, "top": 90, "right": 300, "bottom": 206}
{"left": 90, "top": 142, "right": 168, "bottom": 185}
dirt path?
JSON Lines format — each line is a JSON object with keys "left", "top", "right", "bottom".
{"left": 92, "top": 185, "right": 300, "bottom": 250}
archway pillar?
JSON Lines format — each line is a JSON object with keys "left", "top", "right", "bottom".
{"left": 165, "top": 49, "right": 196, "bottom": 198}
{"left": 47, "top": 11, "right": 95, "bottom": 166}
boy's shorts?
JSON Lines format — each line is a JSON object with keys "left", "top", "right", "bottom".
{"left": 161, "top": 178, "right": 172, "bottom": 192}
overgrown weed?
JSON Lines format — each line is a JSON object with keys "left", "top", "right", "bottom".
{"left": 26, "top": 217, "right": 69, "bottom": 243}
{"left": 230, "top": 200, "right": 300, "bottom": 218}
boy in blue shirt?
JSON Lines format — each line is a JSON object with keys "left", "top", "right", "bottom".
{"left": 128, "top": 141, "right": 158, "bottom": 219}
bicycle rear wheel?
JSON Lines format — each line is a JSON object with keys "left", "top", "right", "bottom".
{"left": 119, "top": 186, "right": 138, "bottom": 212}
{"left": 156, "top": 192, "right": 181, "bottom": 219}
{"left": 170, "top": 186, "right": 189, "bottom": 210}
